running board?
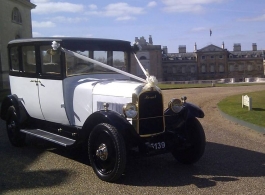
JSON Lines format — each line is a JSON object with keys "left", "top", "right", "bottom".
{"left": 20, "top": 129, "right": 76, "bottom": 147}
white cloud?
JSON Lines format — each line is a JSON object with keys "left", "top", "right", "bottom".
{"left": 32, "top": 31, "right": 43, "bottom": 37}
{"left": 81, "top": 34, "right": 93, "bottom": 38}
{"left": 52, "top": 16, "right": 87, "bottom": 23}
{"left": 147, "top": 1, "right": 157, "bottom": 7}
{"left": 86, "top": 3, "right": 144, "bottom": 21}
{"left": 32, "top": 0, "right": 50, "bottom": 3}
{"left": 116, "top": 16, "right": 136, "bottom": 21}
{"left": 238, "top": 14, "right": 265, "bottom": 22}
{"left": 104, "top": 3, "right": 144, "bottom": 17}
{"left": 32, "top": 2, "right": 84, "bottom": 14}
{"left": 88, "top": 4, "right": 97, "bottom": 10}
{"left": 52, "top": 35, "right": 70, "bottom": 37}
{"left": 32, "top": 21, "right": 56, "bottom": 28}
{"left": 191, "top": 27, "right": 208, "bottom": 32}
{"left": 161, "top": 0, "right": 224, "bottom": 13}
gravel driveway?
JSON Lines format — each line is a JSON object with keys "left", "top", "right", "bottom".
{"left": 0, "top": 85, "right": 264, "bottom": 195}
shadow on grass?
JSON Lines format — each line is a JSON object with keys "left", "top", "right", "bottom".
{"left": 252, "top": 108, "right": 265, "bottom": 111}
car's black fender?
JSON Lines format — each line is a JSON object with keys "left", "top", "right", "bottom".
{"left": 1, "top": 95, "right": 29, "bottom": 123}
{"left": 183, "top": 102, "right": 204, "bottom": 118}
{"left": 164, "top": 102, "right": 204, "bottom": 131}
{"left": 80, "top": 110, "right": 141, "bottom": 148}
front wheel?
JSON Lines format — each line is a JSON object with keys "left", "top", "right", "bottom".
{"left": 6, "top": 106, "right": 26, "bottom": 147}
{"left": 88, "top": 123, "right": 126, "bottom": 182}
{"left": 171, "top": 118, "right": 205, "bottom": 164}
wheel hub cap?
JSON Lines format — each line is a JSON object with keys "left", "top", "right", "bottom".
{"left": 8, "top": 121, "right": 16, "bottom": 131}
{"left": 96, "top": 143, "right": 108, "bottom": 161}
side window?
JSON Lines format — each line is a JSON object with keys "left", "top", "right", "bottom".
{"left": 40, "top": 45, "right": 61, "bottom": 74}
{"left": 10, "top": 47, "right": 19, "bottom": 71}
{"left": 22, "top": 46, "right": 36, "bottom": 73}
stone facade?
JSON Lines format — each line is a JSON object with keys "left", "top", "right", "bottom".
{"left": 162, "top": 42, "right": 265, "bottom": 82}
{"left": 131, "top": 36, "right": 163, "bottom": 81}
{"left": 0, "top": 0, "right": 35, "bottom": 89}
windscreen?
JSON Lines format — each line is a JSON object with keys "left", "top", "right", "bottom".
{"left": 66, "top": 50, "right": 127, "bottom": 76}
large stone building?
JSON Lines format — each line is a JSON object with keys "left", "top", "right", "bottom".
{"left": 163, "top": 42, "right": 265, "bottom": 82}
{"left": 0, "top": 0, "right": 35, "bottom": 89}
{"left": 133, "top": 36, "right": 265, "bottom": 82}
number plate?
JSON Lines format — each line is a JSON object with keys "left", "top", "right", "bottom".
{"left": 150, "top": 142, "right": 166, "bottom": 150}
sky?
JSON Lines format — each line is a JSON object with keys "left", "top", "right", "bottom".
{"left": 31, "top": 0, "right": 265, "bottom": 53}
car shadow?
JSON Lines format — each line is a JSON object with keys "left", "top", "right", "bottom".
{"left": 50, "top": 140, "right": 265, "bottom": 188}
{"left": 0, "top": 129, "right": 71, "bottom": 194}
{"left": 117, "top": 142, "right": 265, "bottom": 187}
{"left": 1, "top": 128, "right": 265, "bottom": 190}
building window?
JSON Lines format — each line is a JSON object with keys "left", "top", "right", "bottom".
{"left": 173, "top": 67, "right": 176, "bottom": 73}
{"left": 219, "top": 55, "right": 223, "bottom": 59}
{"left": 201, "top": 65, "right": 206, "bottom": 73}
{"left": 247, "top": 65, "right": 253, "bottom": 71}
{"left": 211, "top": 56, "right": 215, "bottom": 59}
{"left": 219, "top": 64, "right": 224, "bottom": 72}
{"left": 238, "top": 64, "right": 243, "bottom": 71}
{"left": 191, "top": 66, "right": 195, "bottom": 73}
{"left": 182, "top": 66, "right": 186, "bottom": 73}
{"left": 229, "top": 64, "right": 234, "bottom": 72}
{"left": 139, "top": 56, "right": 147, "bottom": 60}
{"left": 12, "top": 7, "right": 22, "bottom": 24}
{"left": 201, "top": 56, "right": 205, "bottom": 60}
{"left": 210, "top": 64, "right": 215, "bottom": 72}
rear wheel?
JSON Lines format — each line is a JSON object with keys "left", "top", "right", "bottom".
{"left": 88, "top": 123, "right": 126, "bottom": 182}
{"left": 6, "top": 106, "right": 26, "bottom": 147}
{"left": 171, "top": 118, "right": 205, "bottom": 164}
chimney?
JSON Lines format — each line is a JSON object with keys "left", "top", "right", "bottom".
{"left": 149, "top": 35, "right": 153, "bottom": 45}
{"left": 222, "top": 41, "right": 225, "bottom": 49}
{"left": 179, "top": 45, "right": 186, "bottom": 53}
{"left": 252, "top": 43, "right": 257, "bottom": 51}
{"left": 162, "top": 46, "right": 168, "bottom": 54}
{"left": 194, "top": 42, "right": 197, "bottom": 52}
{"left": 233, "top": 43, "right": 241, "bottom": 51}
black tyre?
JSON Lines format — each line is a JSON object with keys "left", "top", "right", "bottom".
{"left": 6, "top": 106, "right": 26, "bottom": 147}
{"left": 171, "top": 118, "right": 205, "bottom": 164}
{"left": 88, "top": 123, "right": 126, "bottom": 182}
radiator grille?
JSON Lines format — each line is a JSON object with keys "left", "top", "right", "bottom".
{"left": 138, "top": 91, "right": 164, "bottom": 135}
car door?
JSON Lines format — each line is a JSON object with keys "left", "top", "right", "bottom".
{"left": 37, "top": 45, "right": 69, "bottom": 125}
{"left": 9, "top": 45, "right": 45, "bottom": 120}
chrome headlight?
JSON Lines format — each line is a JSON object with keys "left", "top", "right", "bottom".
{"left": 123, "top": 103, "right": 138, "bottom": 118}
{"left": 168, "top": 98, "right": 183, "bottom": 113}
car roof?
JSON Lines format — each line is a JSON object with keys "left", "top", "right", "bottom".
{"left": 8, "top": 37, "right": 132, "bottom": 51}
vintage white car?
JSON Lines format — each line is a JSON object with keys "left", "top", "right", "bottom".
{"left": 1, "top": 37, "right": 205, "bottom": 182}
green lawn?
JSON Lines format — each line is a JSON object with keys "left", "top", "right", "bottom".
{"left": 218, "top": 90, "right": 265, "bottom": 127}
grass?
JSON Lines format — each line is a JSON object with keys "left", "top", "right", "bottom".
{"left": 218, "top": 90, "right": 265, "bottom": 127}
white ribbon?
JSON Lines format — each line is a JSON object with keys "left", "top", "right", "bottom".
{"left": 133, "top": 53, "right": 158, "bottom": 88}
